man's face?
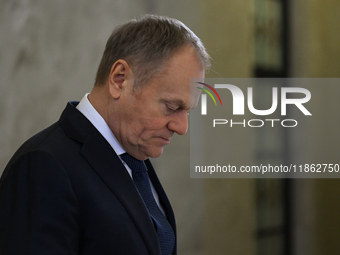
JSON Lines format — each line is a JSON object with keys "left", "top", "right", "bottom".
{"left": 109, "top": 46, "right": 205, "bottom": 160}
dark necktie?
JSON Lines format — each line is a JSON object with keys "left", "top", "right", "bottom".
{"left": 120, "top": 153, "right": 175, "bottom": 255}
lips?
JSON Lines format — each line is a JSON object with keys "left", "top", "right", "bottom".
{"left": 161, "top": 137, "right": 171, "bottom": 143}
{"left": 156, "top": 136, "right": 172, "bottom": 145}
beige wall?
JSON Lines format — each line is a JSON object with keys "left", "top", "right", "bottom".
{"left": 291, "top": 0, "right": 340, "bottom": 77}
{"left": 290, "top": 0, "right": 340, "bottom": 254}
{"left": 199, "top": 1, "right": 257, "bottom": 254}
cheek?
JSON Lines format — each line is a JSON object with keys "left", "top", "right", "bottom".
{"left": 123, "top": 117, "right": 152, "bottom": 141}
{"left": 130, "top": 107, "right": 166, "bottom": 131}
{"left": 136, "top": 119, "right": 169, "bottom": 139}
{"left": 141, "top": 120, "right": 163, "bottom": 133}
{"left": 124, "top": 100, "right": 168, "bottom": 139}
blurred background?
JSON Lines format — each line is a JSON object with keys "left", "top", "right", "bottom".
{"left": 1, "top": 0, "right": 339, "bottom": 254}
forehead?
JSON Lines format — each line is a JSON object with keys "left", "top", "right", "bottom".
{"left": 155, "top": 46, "right": 205, "bottom": 108}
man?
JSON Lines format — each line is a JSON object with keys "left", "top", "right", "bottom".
{"left": 0, "top": 15, "right": 210, "bottom": 255}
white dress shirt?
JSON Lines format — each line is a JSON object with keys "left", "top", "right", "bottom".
{"left": 76, "top": 93, "right": 164, "bottom": 213}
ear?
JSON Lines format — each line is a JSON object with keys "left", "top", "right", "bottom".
{"left": 108, "top": 59, "right": 133, "bottom": 99}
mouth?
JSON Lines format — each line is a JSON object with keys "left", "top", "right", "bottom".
{"left": 158, "top": 136, "right": 172, "bottom": 145}
{"left": 161, "top": 137, "right": 171, "bottom": 143}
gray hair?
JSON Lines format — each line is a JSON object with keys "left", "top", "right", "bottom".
{"left": 94, "top": 14, "right": 210, "bottom": 88}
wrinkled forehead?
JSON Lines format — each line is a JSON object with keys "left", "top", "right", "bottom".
{"left": 190, "top": 78, "right": 204, "bottom": 109}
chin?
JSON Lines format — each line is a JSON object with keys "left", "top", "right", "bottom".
{"left": 146, "top": 148, "right": 164, "bottom": 159}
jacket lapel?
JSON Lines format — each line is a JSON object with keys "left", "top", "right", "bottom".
{"left": 59, "top": 102, "right": 161, "bottom": 255}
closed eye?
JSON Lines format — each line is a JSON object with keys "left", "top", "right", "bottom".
{"left": 161, "top": 99, "right": 189, "bottom": 115}
{"left": 167, "top": 104, "right": 178, "bottom": 111}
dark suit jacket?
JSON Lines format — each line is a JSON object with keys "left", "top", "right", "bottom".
{"left": 0, "top": 102, "right": 176, "bottom": 255}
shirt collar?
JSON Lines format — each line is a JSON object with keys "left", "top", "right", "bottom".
{"left": 76, "top": 93, "right": 126, "bottom": 156}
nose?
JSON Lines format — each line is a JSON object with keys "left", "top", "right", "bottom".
{"left": 167, "top": 110, "right": 188, "bottom": 135}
